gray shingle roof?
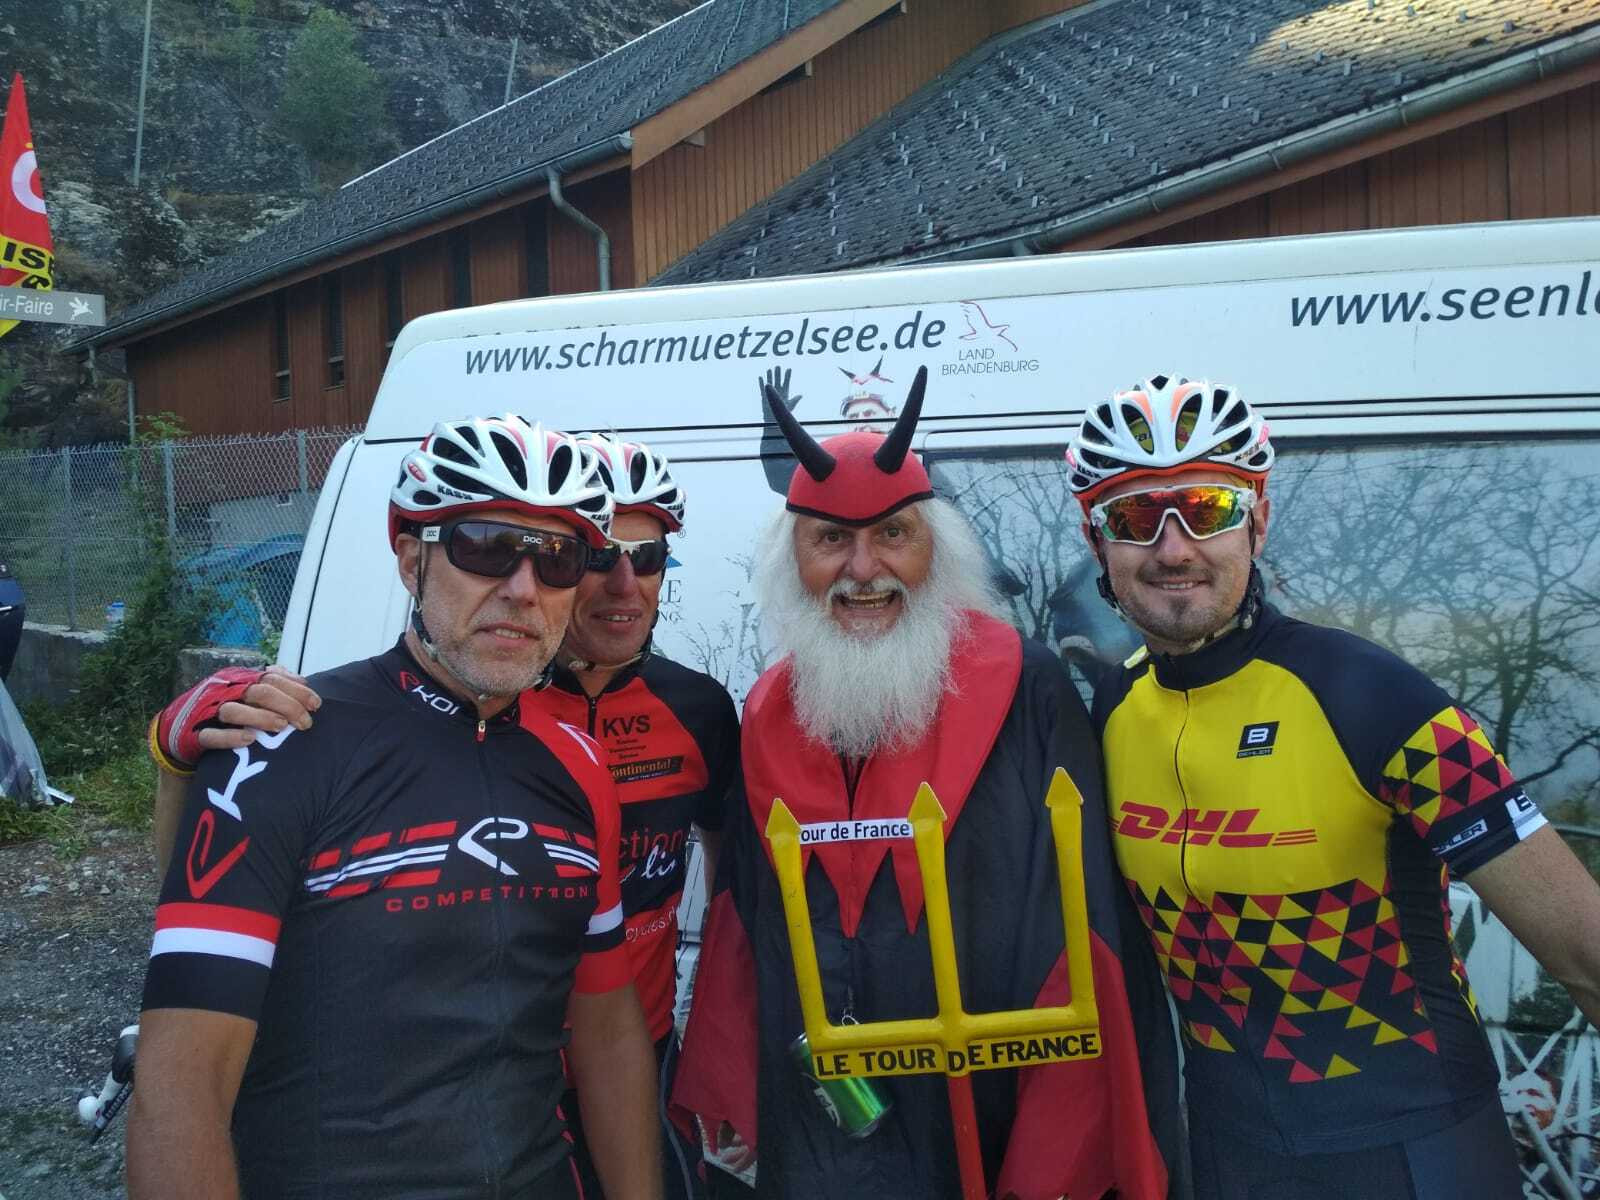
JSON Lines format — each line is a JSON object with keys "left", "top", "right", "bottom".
{"left": 87, "top": 0, "right": 847, "bottom": 347}
{"left": 657, "top": 0, "right": 1600, "bottom": 284}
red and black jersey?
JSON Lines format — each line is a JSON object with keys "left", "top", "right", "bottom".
{"left": 540, "top": 654, "right": 740, "bottom": 1040}
{"left": 141, "top": 640, "right": 629, "bottom": 1200}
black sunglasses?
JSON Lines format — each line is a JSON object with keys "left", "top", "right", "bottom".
{"left": 587, "top": 537, "right": 671, "bottom": 577}
{"left": 425, "top": 519, "right": 591, "bottom": 588}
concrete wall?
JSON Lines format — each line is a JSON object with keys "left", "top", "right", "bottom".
{"left": 9, "top": 622, "right": 265, "bottom": 708}
{"left": 10, "top": 624, "right": 108, "bottom": 706}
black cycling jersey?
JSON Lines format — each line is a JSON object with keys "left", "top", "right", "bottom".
{"left": 142, "top": 639, "right": 629, "bottom": 1200}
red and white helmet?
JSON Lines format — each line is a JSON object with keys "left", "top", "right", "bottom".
{"left": 389, "top": 415, "right": 614, "bottom": 549}
{"left": 576, "top": 433, "right": 686, "bottom": 533}
{"left": 1065, "top": 374, "right": 1274, "bottom": 506}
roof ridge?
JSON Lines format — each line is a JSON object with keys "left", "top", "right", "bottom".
{"left": 343, "top": 0, "right": 720, "bottom": 191}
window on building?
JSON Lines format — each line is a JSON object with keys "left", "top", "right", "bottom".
{"left": 324, "top": 274, "right": 345, "bottom": 388}
{"left": 524, "top": 204, "right": 548, "bottom": 298}
{"left": 449, "top": 229, "right": 472, "bottom": 307}
{"left": 384, "top": 255, "right": 404, "bottom": 350}
{"left": 272, "top": 293, "right": 290, "bottom": 401}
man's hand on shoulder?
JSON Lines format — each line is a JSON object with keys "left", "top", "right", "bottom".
{"left": 151, "top": 666, "right": 323, "bottom": 775}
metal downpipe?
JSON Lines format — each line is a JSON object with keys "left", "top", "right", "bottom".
{"left": 546, "top": 167, "right": 612, "bottom": 291}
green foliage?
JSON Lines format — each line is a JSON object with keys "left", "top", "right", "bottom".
{"left": 206, "top": 0, "right": 261, "bottom": 99}
{"left": 2, "top": 525, "right": 211, "bottom": 849}
{"left": 135, "top": 410, "right": 190, "bottom": 445}
{"left": 276, "top": 7, "right": 390, "bottom": 178}
{"left": 257, "top": 620, "right": 282, "bottom": 666}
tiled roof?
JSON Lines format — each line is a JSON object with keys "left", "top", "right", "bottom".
{"left": 87, "top": 0, "right": 847, "bottom": 346}
{"left": 657, "top": 0, "right": 1600, "bottom": 284}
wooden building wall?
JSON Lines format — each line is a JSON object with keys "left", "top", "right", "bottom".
{"left": 126, "top": 7, "right": 1597, "bottom": 441}
{"left": 129, "top": 299, "right": 274, "bottom": 436}
{"left": 632, "top": 1, "right": 995, "bottom": 281}
{"left": 1118, "top": 81, "right": 1600, "bottom": 249}
{"left": 550, "top": 175, "right": 636, "bottom": 293}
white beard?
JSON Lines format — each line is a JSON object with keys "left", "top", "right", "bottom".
{"left": 754, "top": 500, "right": 999, "bottom": 758}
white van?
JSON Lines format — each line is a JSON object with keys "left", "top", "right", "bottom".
{"left": 282, "top": 216, "right": 1600, "bottom": 1197}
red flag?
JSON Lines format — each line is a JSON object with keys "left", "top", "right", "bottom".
{"left": 0, "top": 72, "right": 55, "bottom": 339}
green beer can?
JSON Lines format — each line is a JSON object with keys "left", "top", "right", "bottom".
{"left": 789, "top": 1033, "right": 891, "bottom": 1137}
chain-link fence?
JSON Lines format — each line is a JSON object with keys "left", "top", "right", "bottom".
{"left": 0, "top": 427, "right": 360, "bottom": 646}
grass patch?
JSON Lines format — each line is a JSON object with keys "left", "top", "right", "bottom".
{"left": 1, "top": 517, "right": 207, "bottom": 855}
{"left": 0, "top": 732, "right": 151, "bottom": 858}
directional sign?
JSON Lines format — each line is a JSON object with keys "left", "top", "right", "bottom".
{"left": 0, "top": 285, "right": 105, "bottom": 327}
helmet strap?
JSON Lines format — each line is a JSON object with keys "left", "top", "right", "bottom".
{"left": 410, "top": 543, "right": 441, "bottom": 662}
{"left": 1089, "top": 532, "right": 1123, "bottom": 615}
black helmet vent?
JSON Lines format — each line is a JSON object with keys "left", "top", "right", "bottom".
{"left": 548, "top": 443, "right": 574, "bottom": 493}
{"left": 490, "top": 429, "right": 528, "bottom": 490}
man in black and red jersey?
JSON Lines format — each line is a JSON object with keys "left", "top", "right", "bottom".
{"left": 148, "top": 433, "right": 737, "bottom": 1200}
{"left": 543, "top": 433, "right": 738, "bottom": 1200}
{"left": 128, "top": 416, "right": 663, "bottom": 1200}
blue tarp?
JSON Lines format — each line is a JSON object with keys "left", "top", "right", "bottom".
{"left": 181, "top": 535, "right": 303, "bottom": 648}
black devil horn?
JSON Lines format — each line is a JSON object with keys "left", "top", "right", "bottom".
{"left": 873, "top": 365, "right": 927, "bottom": 473}
{"left": 765, "top": 382, "right": 835, "bottom": 481}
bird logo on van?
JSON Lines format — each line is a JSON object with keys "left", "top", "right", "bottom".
{"left": 958, "top": 301, "right": 1017, "bottom": 352}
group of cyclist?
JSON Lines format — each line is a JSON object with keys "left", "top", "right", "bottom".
{"left": 123, "top": 373, "right": 1600, "bottom": 1200}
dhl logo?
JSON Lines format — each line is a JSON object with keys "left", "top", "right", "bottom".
{"left": 1116, "top": 803, "right": 1317, "bottom": 847}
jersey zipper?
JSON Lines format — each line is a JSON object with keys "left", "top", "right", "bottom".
{"left": 472, "top": 717, "right": 510, "bottom": 1196}
{"left": 585, "top": 693, "right": 600, "bottom": 737}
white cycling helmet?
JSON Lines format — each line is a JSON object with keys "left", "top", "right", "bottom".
{"left": 1065, "top": 374, "right": 1274, "bottom": 505}
{"left": 577, "top": 433, "right": 686, "bottom": 532}
{"left": 389, "top": 415, "right": 614, "bottom": 549}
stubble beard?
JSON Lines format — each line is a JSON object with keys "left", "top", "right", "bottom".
{"left": 428, "top": 601, "right": 566, "bottom": 699}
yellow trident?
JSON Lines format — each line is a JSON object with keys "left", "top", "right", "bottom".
{"left": 764, "top": 767, "right": 1103, "bottom": 1199}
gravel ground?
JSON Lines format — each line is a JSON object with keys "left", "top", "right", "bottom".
{"left": 0, "top": 820, "right": 155, "bottom": 1200}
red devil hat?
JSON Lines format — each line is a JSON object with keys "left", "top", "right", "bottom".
{"left": 766, "top": 366, "right": 934, "bottom": 526}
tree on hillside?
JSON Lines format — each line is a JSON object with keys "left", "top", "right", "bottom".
{"left": 276, "top": 6, "right": 391, "bottom": 181}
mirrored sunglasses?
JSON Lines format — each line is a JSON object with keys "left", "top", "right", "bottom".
{"left": 424, "top": 519, "right": 590, "bottom": 588}
{"left": 1089, "top": 484, "right": 1257, "bottom": 546}
{"left": 587, "top": 537, "right": 671, "bottom": 577}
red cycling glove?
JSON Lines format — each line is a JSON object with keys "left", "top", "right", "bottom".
{"left": 148, "top": 667, "right": 268, "bottom": 775}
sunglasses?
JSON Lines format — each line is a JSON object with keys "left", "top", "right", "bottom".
{"left": 423, "top": 519, "right": 590, "bottom": 588}
{"left": 1089, "top": 484, "right": 1257, "bottom": 546}
{"left": 588, "top": 537, "right": 671, "bottom": 577}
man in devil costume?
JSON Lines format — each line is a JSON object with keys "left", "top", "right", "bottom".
{"left": 672, "top": 368, "right": 1182, "bottom": 1200}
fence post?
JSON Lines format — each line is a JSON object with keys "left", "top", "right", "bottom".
{"left": 297, "top": 429, "right": 309, "bottom": 497}
{"left": 163, "top": 440, "right": 177, "bottom": 542}
{"left": 63, "top": 446, "right": 77, "bottom": 630}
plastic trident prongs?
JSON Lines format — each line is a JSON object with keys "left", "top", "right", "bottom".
{"left": 764, "top": 766, "right": 1103, "bottom": 1084}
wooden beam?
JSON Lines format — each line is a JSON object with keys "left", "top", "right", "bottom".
{"left": 1063, "top": 57, "right": 1600, "bottom": 251}
{"left": 630, "top": 0, "right": 903, "bottom": 167}
{"left": 104, "top": 155, "right": 629, "bottom": 349}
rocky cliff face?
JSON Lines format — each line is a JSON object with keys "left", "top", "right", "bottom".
{"left": 0, "top": 0, "right": 693, "bottom": 442}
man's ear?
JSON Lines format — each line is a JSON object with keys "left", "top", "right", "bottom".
{"left": 395, "top": 536, "right": 423, "bottom": 599}
{"left": 1251, "top": 494, "right": 1271, "bottom": 559}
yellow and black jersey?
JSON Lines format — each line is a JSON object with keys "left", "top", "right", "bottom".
{"left": 1093, "top": 604, "right": 1546, "bottom": 1156}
